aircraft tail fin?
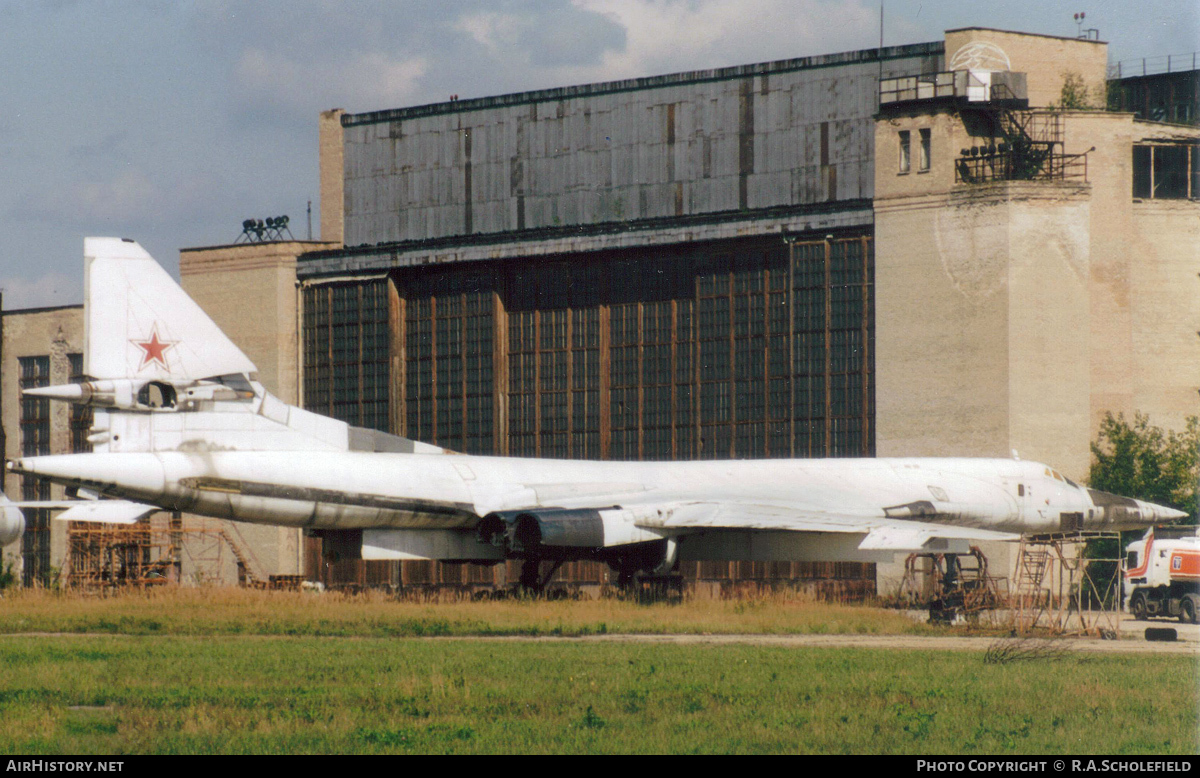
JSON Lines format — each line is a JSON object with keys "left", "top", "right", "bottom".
{"left": 84, "top": 237, "right": 257, "bottom": 381}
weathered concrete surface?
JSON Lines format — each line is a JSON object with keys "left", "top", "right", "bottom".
{"left": 1, "top": 305, "right": 85, "bottom": 577}
{"left": 339, "top": 44, "right": 943, "bottom": 248}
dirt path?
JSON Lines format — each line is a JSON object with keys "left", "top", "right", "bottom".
{"left": 5, "top": 613, "right": 1197, "bottom": 655}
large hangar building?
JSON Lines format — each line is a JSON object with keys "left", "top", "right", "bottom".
{"left": 181, "top": 26, "right": 1199, "bottom": 590}
{"left": 6, "top": 25, "right": 1196, "bottom": 592}
{"left": 300, "top": 40, "right": 925, "bottom": 463}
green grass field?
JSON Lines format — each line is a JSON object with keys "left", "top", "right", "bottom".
{"left": 0, "top": 590, "right": 1195, "bottom": 754}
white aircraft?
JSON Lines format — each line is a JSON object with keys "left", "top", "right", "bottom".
{"left": 0, "top": 495, "right": 24, "bottom": 549}
{"left": 5, "top": 238, "right": 1187, "bottom": 587}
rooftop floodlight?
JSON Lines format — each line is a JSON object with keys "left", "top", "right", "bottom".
{"left": 237, "top": 214, "right": 293, "bottom": 243}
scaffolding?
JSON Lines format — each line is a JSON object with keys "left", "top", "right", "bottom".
{"left": 65, "top": 512, "right": 267, "bottom": 590}
{"left": 1010, "top": 532, "right": 1123, "bottom": 637}
{"left": 897, "top": 547, "right": 1007, "bottom": 622}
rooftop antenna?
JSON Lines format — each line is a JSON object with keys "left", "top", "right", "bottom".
{"left": 878, "top": 2, "right": 884, "bottom": 94}
{"left": 1074, "top": 12, "right": 1085, "bottom": 37}
{"left": 307, "top": 200, "right": 312, "bottom": 240}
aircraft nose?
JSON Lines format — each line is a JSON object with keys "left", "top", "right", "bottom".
{"left": 1086, "top": 488, "right": 1187, "bottom": 529}
{"left": 1134, "top": 499, "right": 1188, "bottom": 525}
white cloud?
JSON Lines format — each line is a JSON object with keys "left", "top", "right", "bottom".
{"left": 16, "top": 166, "right": 227, "bottom": 232}
{"left": 68, "top": 168, "right": 159, "bottom": 224}
{"left": 571, "top": 0, "right": 885, "bottom": 77}
{"left": 0, "top": 271, "right": 80, "bottom": 310}
{"left": 234, "top": 46, "right": 428, "bottom": 115}
{"left": 352, "top": 52, "right": 430, "bottom": 109}
{"left": 455, "top": 11, "right": 522, "bottom": 53}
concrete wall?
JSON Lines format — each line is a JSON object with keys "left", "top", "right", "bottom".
{"left": 339, "top": 44, "right": 944, "bottom": 247}
{"left": 944, "top": 28, "right": 1108, "bottom": 109}
{"left": 873, "top": 31, "right": 1200, "bottom": 485}
{"left": 1067, "top": 114, "right": 1200, "bottom": 436}
{"left": 1, "top": 306, "right": 85, "bottom": 578}
{"left": 180, "top": 241, "right": 336, "bottom": 405}
{"left": 0, "top": 300, "right": 310, "bottom": 586}
{"left": 320, "top": 109, "right": 345, "bottom": 245}
{"left": 874, "top": 110, "right": 1194, "bottom": 483}
{"left": 180, "top": 240, "right": 338, "bottom": 579}
{"left": 874, "top": 176, "right": 1094, "bottom": 475}
{"left": 1129, "top": 198, "right": 1200, "bottom": 429}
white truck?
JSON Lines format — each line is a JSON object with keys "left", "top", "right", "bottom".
{"left": 1124, "top": 528, "right": 1200, "bottom": 623}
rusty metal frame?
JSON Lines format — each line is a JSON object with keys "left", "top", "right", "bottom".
{"left": 1011, "top": 532, "right": 1123, "bottom": 637}
{"left": 64, "top": 513, "right": 269, "bottom": 590}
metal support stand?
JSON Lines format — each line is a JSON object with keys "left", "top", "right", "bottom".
{"left": 1010, "top": 532, "right": 1123, "bottom": 637}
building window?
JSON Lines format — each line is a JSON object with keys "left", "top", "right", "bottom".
{"left": 1132, "top": 142, "right": 1198, "bottom": 200}
{"left": 18, "top": 356, "right": 51, "bottom": 587}
{"left": 898, "top": 131, "right": 911, "bottom": 173}
{"left": 19, "top": 356, "right": 50, "bottom": 457}
{"left": 303, "top": 280, "right": 390, "bottom": 432}
{"left": 324, "top": 236, "right": 875, "bottom": 461}
{"left": 919, "top": 129, "right": 931, "bottom": 172}
{"left": 400, "top": 269, "right": 497, "bottom": 455}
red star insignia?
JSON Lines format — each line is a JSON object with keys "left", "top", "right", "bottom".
{"left": 131, "top": 324, "right": 177, "bottom": 371}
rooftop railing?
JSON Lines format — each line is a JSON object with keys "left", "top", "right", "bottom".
{"left": 1108, "top": 53, "right": 1199, "bottom": 79}
{"left": 880, "top": 70, "right": 1027, "bottom": 107}
{"left": 879, "top": 71, "right": 958, "bottom": 104}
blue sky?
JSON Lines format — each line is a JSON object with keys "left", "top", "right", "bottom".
{"left": 1, "top": 0, "right": 1195, "bottom": 309}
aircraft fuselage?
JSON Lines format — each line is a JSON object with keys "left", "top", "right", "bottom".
{"left": 9, "top": 449, "right": 1166, "bottom": 536}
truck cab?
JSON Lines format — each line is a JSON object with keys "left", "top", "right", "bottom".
{"left": 1124, "top": 528, "right": 1200, "bottom": 623}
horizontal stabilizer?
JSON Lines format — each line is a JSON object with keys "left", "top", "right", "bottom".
{"left": 53, "top": 500, "right": 158, "bottom": 524}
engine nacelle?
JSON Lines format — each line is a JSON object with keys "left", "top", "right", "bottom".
{"left": 0, "top": 497, "right": 25, "bottom": 547}
{"left": 23, "top": 377, "right": 248, "bottom": 412}
{"left": 24, "top": 379, "right": 171, "bottom": 410}
{"left": 477, "top": 506, "right": 666, "bottom": 555}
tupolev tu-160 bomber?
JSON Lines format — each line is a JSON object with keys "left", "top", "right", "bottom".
{"left": 3, "top": 238, "right": 1186, "bottom": 590}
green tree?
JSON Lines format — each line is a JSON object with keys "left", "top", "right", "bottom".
{"left": 1089, "top": 412, "right": 1198, "bottom": 523}
{"left": 1057, "top": 72, "right": 1094, "bottom": 110}
{"left": 1084, "top": 413, "right": 1196, "bottom": 607}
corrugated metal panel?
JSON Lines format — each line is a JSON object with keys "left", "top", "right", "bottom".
{"left": 342, "top": 48, "right": 939, "bottom": 247}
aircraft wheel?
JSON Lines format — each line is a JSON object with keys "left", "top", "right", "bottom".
{"left": 1130, "top": 591, "right": 1148, "bottom": 621}
{"left": 518, "top": 560, "right": 542, "bottom": 591}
